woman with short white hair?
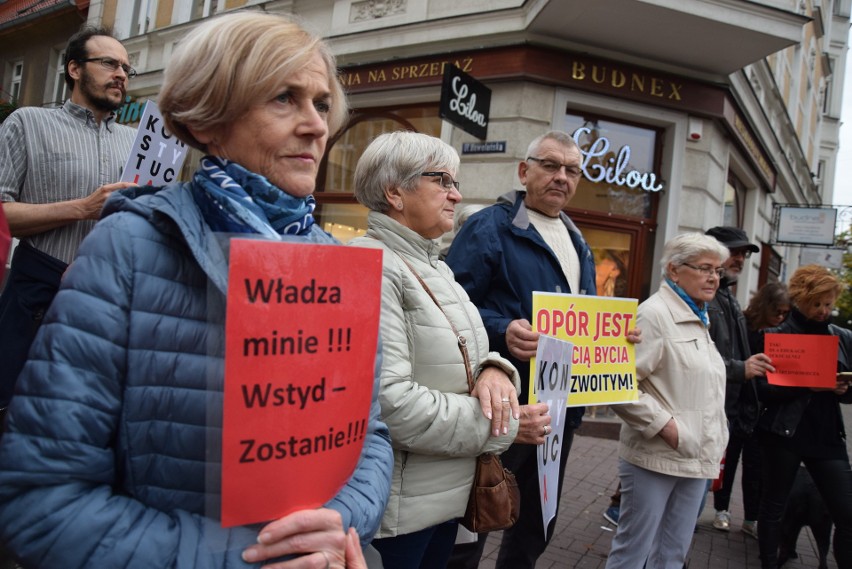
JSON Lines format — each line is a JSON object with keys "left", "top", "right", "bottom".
{"left": 606, "top": 232, "right": 729, "bottom": 569}
{"left": 351, "top": 131, "right": 524, "bottom": 569}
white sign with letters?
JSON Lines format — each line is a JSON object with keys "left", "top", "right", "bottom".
{"left": 535, "top": 334, "right": 573, "bottom": 538}
{"left": 121, "top": 100, "right": 187, "bottom": 187}
{"left": 776, "top": 206, "right": 837, "bottom": 246}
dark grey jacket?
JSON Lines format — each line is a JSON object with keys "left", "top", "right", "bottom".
{"left": 707, "top": 279, "right": 761, "bottom": 434}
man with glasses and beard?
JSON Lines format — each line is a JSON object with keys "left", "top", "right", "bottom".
{"left": 705, "top": 226, "right": 775, "bottom": 540}
{"left": 0, "top": 26, "right": 136, "bottom": 419}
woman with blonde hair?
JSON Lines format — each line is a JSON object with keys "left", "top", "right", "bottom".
{"left": 0, "top": 12, "right": 392, "bottom": 568}
{"left": 755, "top": 264, "right": 852, "bottom": 569}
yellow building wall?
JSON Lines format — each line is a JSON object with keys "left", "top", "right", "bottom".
{"left": 156, "top": 0, "right": 174, "bottom": 29}
{"left": 102, "top": 0, "right": 118, "bottom": 29}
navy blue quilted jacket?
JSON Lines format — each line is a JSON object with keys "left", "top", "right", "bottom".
{"left": 445, "top": 190, "right": 597, "bottom": 426}
{"left": 0, "top": 182, "right": 393, "bottom": 568}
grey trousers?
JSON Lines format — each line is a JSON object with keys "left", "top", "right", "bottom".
{"left": 605, "top": 458, "right": 706, "bottom": 569}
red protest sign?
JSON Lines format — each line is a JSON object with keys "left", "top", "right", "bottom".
{"left": 221, "top": 240, "right": 382, "bottom": 527}
{"left": 764, "top": 333, "right": 838, "bottom": 388}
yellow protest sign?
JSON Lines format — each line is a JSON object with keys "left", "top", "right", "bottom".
{"left": 530, "top": 293, "right": 638, "bottom": 407}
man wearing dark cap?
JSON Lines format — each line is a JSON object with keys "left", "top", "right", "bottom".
{"left": 705, "top": 226, "right": 775, "bottom": 539}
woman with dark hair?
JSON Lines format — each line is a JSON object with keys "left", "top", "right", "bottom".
{"left": 755, "top": 264, "right": 852, "bottom": 569}
{"left": 743, "top": 281, "right": 790, "bottom": 353}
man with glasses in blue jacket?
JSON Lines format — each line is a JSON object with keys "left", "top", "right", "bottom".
{"left": 446, "top": 130, "right": 598, "bottom": 569}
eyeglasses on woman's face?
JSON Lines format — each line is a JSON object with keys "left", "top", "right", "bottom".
{"left": 79, "top": 57, "right": 138, "bottom": 78}
{"left": 681, "top": 263, "right": 725, "bottom": 279}
{"left": 421, "top": 171, "right": 460, "bottom": 193}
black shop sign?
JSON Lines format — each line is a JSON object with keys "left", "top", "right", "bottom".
{"left": 439, "top": 65, "right": 491, "bottom": 140}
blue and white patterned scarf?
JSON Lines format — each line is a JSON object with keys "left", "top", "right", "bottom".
{"left": 192, "top": 156, "right": 316, "bottom": 238}
{"left": 666, "top": 277, "right": 709, "bottom": 327}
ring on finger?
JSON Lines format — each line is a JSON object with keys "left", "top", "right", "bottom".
{"left": 321, "top": 551, "right": 331, "bottom": 569}
{"left": 501, "top": 397, "right": 510, "bottom": 403}
{"left": 543, "top": 425, "right": 551, "bottom": 436}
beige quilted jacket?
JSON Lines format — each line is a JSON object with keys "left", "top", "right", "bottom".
{"left": 351, "top": 211, "right": 520, "bottom": 537}
{"left": 613, "top": 281, "right": 728, "bottom": 479}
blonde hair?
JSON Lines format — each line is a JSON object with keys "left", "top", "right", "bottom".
{"left": 787, "top": 264, "right": 842, "bottom": 308}
{"left": 158, "top": 11, "right": 348, "bottom": 150}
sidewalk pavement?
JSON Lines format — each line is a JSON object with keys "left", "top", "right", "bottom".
{"left": 476, "top": 412, "right": 845, "bottom": 569}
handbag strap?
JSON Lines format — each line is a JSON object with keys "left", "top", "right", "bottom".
{"left": 394, "top": 252, "right": 475, "bottom": 393}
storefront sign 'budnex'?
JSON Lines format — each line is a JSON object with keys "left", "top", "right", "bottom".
{"left": 572, "top": 127, "right": 664, "bottom": 192}
{"left": 439, "top": 65, "right": 491, "bottom": 140}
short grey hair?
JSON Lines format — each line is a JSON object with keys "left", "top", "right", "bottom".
{"left": 660, "top": 233, "right": 730, "bottom": 277}
{"left": 526, "top": 131, "right": 580, "bottom": 159}
{"left": 354, "top": 131, "right": 460, "bottom": 212}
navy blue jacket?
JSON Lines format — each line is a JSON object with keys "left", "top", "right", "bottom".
{"left": 0, "top": 182, "right": 393, "bottom": 568}
{"left": 445, "top": 191, "right": 597, "bottom": 426}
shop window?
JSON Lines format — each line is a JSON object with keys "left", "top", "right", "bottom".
{"left": 315, "top": 104, "right": 440, "bottom": 242}
{"left": 560, "top": 111, "right": 663, "bottom": 220}
{"left": 558, "top": 109, "right": 662, "bottom": 302}
{"left": 584, "top": 227, "right": 631, "bottom": 298}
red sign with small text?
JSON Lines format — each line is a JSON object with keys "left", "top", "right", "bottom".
{"left": 221, "top": 240, "right": 382, "bottom": 527}
{"left": 764, "top": 333, "right": 838, "bottom": 388}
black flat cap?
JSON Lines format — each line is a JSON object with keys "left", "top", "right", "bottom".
{"left": 705, "top": 226, "right": 759, "bottom": 253}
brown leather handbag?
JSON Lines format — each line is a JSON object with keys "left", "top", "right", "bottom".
{"left": 396, "top": 254, "right": 521, "bottom": 533}
{"left": 460, "top": 452, "right": 521, "bottom": 532}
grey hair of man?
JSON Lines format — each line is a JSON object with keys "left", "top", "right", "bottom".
{"left": 525, "top": 130, "right": 580, "bottom": 160}
{"left": 660, "top": 232, "right": 730, "bottom": 278}
{"left": 354, "top": 131, "right": 460, "bottom": 213}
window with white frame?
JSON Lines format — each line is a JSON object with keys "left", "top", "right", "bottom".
{"left": 52, "top": 50, "right": 68, "bottom": 105}
{"left": 172, "top": 0, "right": 229, "bottom": 25}
{"left": 115, "top": 0, "right": 158, "bottom": 38}
{"left": 9, "top": 60, "right": 23, "bottom": 101}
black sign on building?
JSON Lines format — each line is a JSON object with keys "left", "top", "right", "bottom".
{"left": 439, "top": 65, "right": 491, "bottom": 140}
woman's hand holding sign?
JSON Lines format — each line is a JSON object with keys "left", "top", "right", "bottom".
{"left": 471, "top": 367, "right": 520, "bottom": 436}
{"left": 514, "top": 402, "right": 551, "bottom": 445}
{"left": 242, "top": 508, "right": 354, "bottom": 568}
{"left": 506, "top": 319, "right": 539, "bottom": 361}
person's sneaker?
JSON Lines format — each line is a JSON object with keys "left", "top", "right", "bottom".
{"left": 712, "top": 510, "right": 731, "bottom": 531}
{"left": 603, "top": 505, "right": 620, "bottom": 526}
{"left": 741, "top": 520, "right": 758, "bottom": 539}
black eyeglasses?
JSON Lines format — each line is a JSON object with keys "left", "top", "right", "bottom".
{"left": 421, "top": 171, "right": 460, "bottom": 192}
{"left": 682, "top": 263, "right": 725, "bottom": 278}
{"left": 79, "top": 57, "right": 137, "bottom": 79}
{"left": 527, "top": 157, "right": 582, "bottom": 179}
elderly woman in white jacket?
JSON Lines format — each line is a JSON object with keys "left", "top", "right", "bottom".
{"left": 606, "top": 233, "right": 730, "bottom": 569}
{"left": 350, "top": 131, "right": 522, "bottom": 569}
